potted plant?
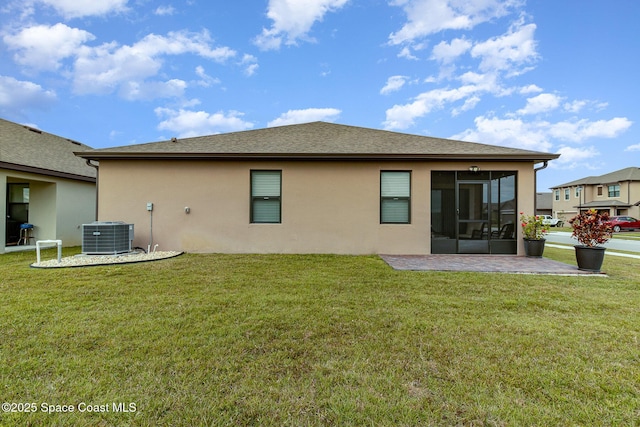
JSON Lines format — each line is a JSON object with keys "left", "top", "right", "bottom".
{"left": 520, "top": 212, "right": 549, "bottom": 257}
{"left": 568, "top": 209, "right": 613, "bottom": 272}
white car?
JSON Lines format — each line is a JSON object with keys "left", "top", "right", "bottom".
{"left": 540, "top": 215, "right": 563, "bottom": 227}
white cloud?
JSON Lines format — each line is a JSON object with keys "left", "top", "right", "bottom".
{"left": 563, "top": 100, "right": 587, "bottom": 113}
{"left": 383, "top": 72, "right": 505, "bottom": 130}
{"left": 625, "top": 143, "right": 640, "bottom": 152}
{"left": 553, "top": 145, "right": 600, "bottom": 166}
{"left": 451, "top": 115, "right": 632, "bottom": 154}
{"left": 154, "top": 5, "right": 175, "bottom": 16}
{"left": 519, "top": 84, "right": 543, "bottom": 94}
{"left": 431, "top": 38, "right": 472, "bottom": 63}
{"left": 267, "top": 108, "right": 341, "bottom": 127}
{"left": 548, "top": 117, "right": 632, "bottom": 142}
{"left": 244, "top": 63, "right": 259, "bottom": 76}
{"left": 452, "top": 95, "right": 480, "bottom": 116}
{"left": 194, "top": 66, "right": 220, "bottom": 87}
{"left": 388, "top": 0, "right": 521, "bottom": 45}
{"left": 380, "top": 75, "right": 407, "bottom": 95}
{"left": 73, "top": 30, "right": 236, "bottom": 97}
{"left": 0, "top": 75, "right": 57, "bottom": 114}
{"left": 36, "top": 0, "right": 129, "bottom": 19}
{"left": 240, "top": 54, "right": 259, "bottom": 76}
{"left": 3, "top": 25, "right": 239, "bottom": 101}
{"left": 3, "top": 23, "right": 95, "bottom": 71}
{"left": 155, "top": 107, "right": 254, "bottom": 138}
{"left": 470, "top": 20, "right": 538, "bottom": 74}
{"left": 254, "top": 0, "right": 349, "bottom": 50}
{"left": 384, "top": 84, "right": 484, "bottom": 129}
{"left": 517, "top": 93, "right": 562, "bottom": 115}
{"left": 120, "top": 79, "right": 187, "bottom": 101}
{"left": 398, "top": 46, "right": 418, "bottom": 60}
{"left": 452, "top": 115, "right": 553, "bottom": 151}
{"left": 384, "top": 16, "right": 540, "bottom": 131}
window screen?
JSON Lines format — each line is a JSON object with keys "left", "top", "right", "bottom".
{"left": 251, "top": 170, "right": 281, "bottom": 223}
{"left": 381, "top": 171, "right": 411, "bottom": 223}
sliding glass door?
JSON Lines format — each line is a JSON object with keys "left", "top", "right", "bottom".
{"left": 431, "top": 171, "right": 516, "bottom": 254}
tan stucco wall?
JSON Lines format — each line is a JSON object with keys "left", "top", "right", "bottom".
{"left": 96, "top": 159, "right": 537, "bottom": 255}
{"left": 1, "top": 169, "right": 96, "bottom": 252}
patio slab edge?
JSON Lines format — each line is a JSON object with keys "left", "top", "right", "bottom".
{"left": 380, "top": 254, "right": 607, "bottom": 276}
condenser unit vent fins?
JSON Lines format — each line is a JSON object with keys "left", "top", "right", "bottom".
{"left": 82, "top": 222, "right": 134, "bottom": 255}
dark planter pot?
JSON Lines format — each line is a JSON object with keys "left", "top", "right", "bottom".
{"left": 574, "top": 245, "right": 606, "bottom": 272}
{"left": 523, "top": 238, "right": 546, "bottom": 257}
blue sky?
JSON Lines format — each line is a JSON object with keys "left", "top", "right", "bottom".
{"left": 1, "top": 0, "right": 638, "bottom": 191}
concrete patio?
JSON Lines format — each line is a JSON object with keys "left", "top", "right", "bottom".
{"left": 380, "top": 254, "right": 606, "bottom": 275}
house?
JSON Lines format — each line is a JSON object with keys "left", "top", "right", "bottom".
{"left": 75, "top": 122, "right": 559, "bottom": 255}
{"left": 536, "top": 192, "right": 553, "bottom": 217}
{"left": 0, "top": 118, "right": 96, "bottom": 252}
{"left": 550, "top": 167, "right": 640, "bottom": 223}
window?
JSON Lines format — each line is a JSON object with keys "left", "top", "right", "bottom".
{"left": 381, "top": 171, "right": 411, "bottom": 224}
{"left": 564, "top": 189, "right": 570, "bottom": 200}
{"left": 554, "top": 190, "right": 560, "bottom": 201}
{"left": 608, "top": 184, "right": 620, "bottom": 198}
{"left": 251, "top": 170, "right": 281, "bottom": 223}
{"left": 575, "top": 187, "right": 581, "bottom": 198}
{"left": 597, "top": 186, "right": 603, "bottom": 196}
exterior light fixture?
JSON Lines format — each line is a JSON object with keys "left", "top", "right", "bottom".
{"left": 469, "top": 166, "right": 479, "bottom": 173}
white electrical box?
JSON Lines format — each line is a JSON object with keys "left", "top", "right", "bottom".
{"left": 147, "top": 202, "right": 153, "bottom": 211}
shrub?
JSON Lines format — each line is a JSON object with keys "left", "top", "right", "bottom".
{"left": 569, "top": 209, "right": 613, "bottom": 247}
{"left": 519, "top": 212, "right": 549, "bottom": 240}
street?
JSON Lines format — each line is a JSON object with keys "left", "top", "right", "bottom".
{"left": 545, "top": 231, "right": 640, "bottom": 253}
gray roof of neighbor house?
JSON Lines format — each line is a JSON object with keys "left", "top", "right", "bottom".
{"left": 551, "top": 166, "right": 640, "bottom": 188}
{"left": 0, "top": 118, "right": 96, "bottom": 181}
{"left": 75, "top": 121, "right": 560, "bottom": 162}
{"left": 536, "top": 192, "right": 552, "bottom": 210}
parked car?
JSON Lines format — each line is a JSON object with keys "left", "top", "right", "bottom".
{"left": 605, "top": 216, "right": 640, "bottom": 232}
{"left": 540, "top": 215, "right": 563, "bottom": 227}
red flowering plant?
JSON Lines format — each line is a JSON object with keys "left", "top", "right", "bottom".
{"left": 519, "top": 212, "right": 549, "bottom": 240}
{"left": 568, "top": 209, "right": 613, "bottom": 247}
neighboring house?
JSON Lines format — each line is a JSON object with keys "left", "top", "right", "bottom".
{"left": 0, "top": 118, "right": 96, "bottom": 252}
{"left": 536, "top": 192, "right": 552, "bottom": 217}
{"left": 75, "top": 122, "right": 558, "bottom": 256}
{"left": 550, "top": 167, "right": 640, "bottom": 223}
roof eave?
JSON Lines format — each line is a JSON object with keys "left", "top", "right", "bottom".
{"left": 75, "top": 151, "right": 559, "bottom": 162}
{"left": 0, "top": 161, "right": 97, "bottom": 182}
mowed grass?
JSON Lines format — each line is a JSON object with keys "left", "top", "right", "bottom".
{"left": 1, "top": 247, "right": 639, "bottom": 426}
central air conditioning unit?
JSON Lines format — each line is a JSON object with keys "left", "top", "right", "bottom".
{"left": 82, "top": 221, "right": 134, "bottom": 255}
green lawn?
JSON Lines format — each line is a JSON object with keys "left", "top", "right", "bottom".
{"left": 1, "top": 247, "right": 639, "bottom": 426}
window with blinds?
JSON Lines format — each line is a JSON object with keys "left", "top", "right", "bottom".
{"left": 251, "top": 170, "right": 281, "bottom": 223}
{"left": 380, "top": 171, "right": 411, "bottom": 224}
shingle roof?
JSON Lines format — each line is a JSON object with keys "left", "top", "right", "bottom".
{"left": 75, "top": 121, "right": 559, "bottom": 162}
{"left": 551, "top": 166, "right": 640, "bottom": 188}
{"left": 536, "top": 192, "right": 553, "bottom": 210}
{"left": 0, "top": 118, "right": 96, "bottom": 181}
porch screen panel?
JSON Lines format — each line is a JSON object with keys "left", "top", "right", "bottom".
{"left": 251, "top": 170, "right": 281, "bottom": 223}
{"left": 381, "top": 171, "right": 411, "bottom": 223}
